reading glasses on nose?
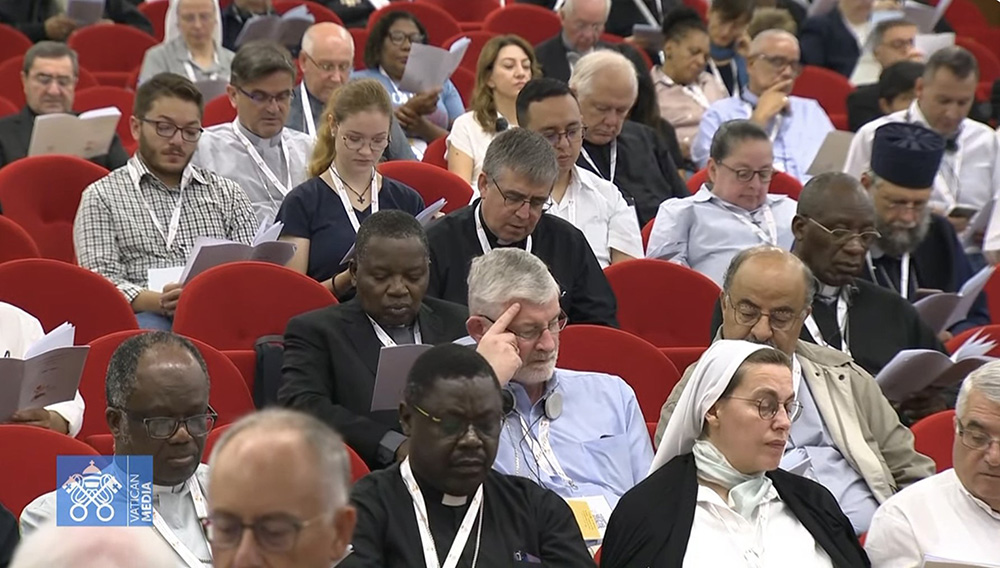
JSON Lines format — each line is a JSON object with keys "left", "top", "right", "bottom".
{"left": 236, "top": 86, "right": 294, "bottom": 105}
{"left": 717, "top": 162, "right": 773, "bottom": 183}
{"left": 725, "top": 396, "right": 803, "bottom": 421}
{"left": 490, "top": 177, "right": 552, "bottom": 212}
{"left": 113, "top": 406, "right": 218, "bottom": 439}
{"left": 478, "top": 311, "right": 568, "bottom": 342}
{"left": 725, "top": 295, "right": 802, "bottom": 332}
{"left": 204, "top": 512, "right": 326, "bottom": 552}
{"left": 412, "top": 404, "right": 503, "bottom": 438}
{"left": 956, "top": 419, "right": 1000, "bottom": 452}
{"left": 806, "top": 217, "right": 881, "bottom": 247}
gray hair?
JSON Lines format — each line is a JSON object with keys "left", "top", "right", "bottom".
{"left": 481, "top": 128, "right": 559, "bottom": 188}
{"left": 230, "top": 40, "right": 296, "bottom": 86}
{"left": 749, "top": 29, "right": 798, "bottom": 56}
{"left": 301, "top": 21, "right": 353, "bottom": 57}
{"left": 925, "top": 45, "right": 979, "bottom": 82}
{"left": 797, "top": 172, "right": 872, "bottom": 217}
{"left": 562, "top": 0, "right": 611, "bottom": 18}
{"left": 467, "top": 248, "right": 560, "bottom": 316}
{"left": 722, "top": 245, "right": 817, "bottom": 308}
{"left": 568, "top": 49, "right": 638, "bottom": 101}
{"left": 106, "top": 332, "right": 208, "bottom": 410}
{"left": 11, "top": 526, "right": 177, "bottom": 568}
{"left": 22, "top": 41, "right": 79, "bottom": 77}
{"left": 208, "top": 408, "right": 351, "bottom": 511}
{"left": 956, "top": 361, "right": 1000, "bottom": 419}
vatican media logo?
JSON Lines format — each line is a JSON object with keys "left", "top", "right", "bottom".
{"left": 56, "top": 456, "right": 153, "bottom": 527}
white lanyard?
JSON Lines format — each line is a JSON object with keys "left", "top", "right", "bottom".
{"left": 230, "top": 120, "right": 292, "bottom": 197}
{"left": 579, "top": 139, "right": 616, "bottom": 182}
{"left": 128, "top": 161, "right": 184, "bottom": 250}
{"left": 513, "top": 414, "right": 575, "bottom": 488}
{"left": 802, "top": 291, "right": 851, "bottom": 356}
{"left": 183, "top": 49, "right": 219, "bottom": 83}
{"left": 151, "top": 476, "right": 211, "bottom": 568}
{"left": 866, "top": 252, "right": 911, "bottom": 299}
{"left": 474, "top": 202, "right": 532, "bottom": 255}
{"left": 742, "top": 99, "right": 783, "bottom": 143}
{"left": 709, "top": 59, "right": 738, "bottom": 97}
{"left": 379, "top": 67, "right": 412, "bottom": 106}
{"left": 328, "top": 164, "right": 380, "bottom": 233}
{"left": 400, "top": 458, "right": 484, "bottom": 568}
{"left": 368, "top": 316, "right": 422, "bottom": 346}
{"left": 299, "top": 81, "right": 316, "bottom": 138}
{"left": 719, "top": 200, "right": 778, "bottom": 245}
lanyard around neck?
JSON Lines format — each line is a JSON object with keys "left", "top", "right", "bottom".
{"left": 327, "top": 164, "right": 380, "bottom": 233}
{"left": 803, "top": 290, "right": 851, "bottom": 356}
{"left": 183, "top": 47, "right": 219, "bottom": 83}
{"left": 579, "top": 138, "right": 616, "bottom": 182}
{"left": 367, "top": 315, "right": 422, "bottom": 347}
{"left": 299, "top": 81, "right": 317, "bottom": 138}
{"left": 716, "top": 199, "right": 778, "bottom": 245}
{"left": 511, "top": 412, "right": 575, "bottom": 489}
{"left": 127, "top": 161, "right": 184, "bottom": 250}
{"left": 230, "top": 120, "right": 292, "bottom": 197}
{"left": 866, "top": 252, "right": 911, "bottom": 299}
{"left": 474, "top": 202, "right": 532, "bottom": 255}
{"left": 151, "top": 475, "right": 211, "bottom": 567}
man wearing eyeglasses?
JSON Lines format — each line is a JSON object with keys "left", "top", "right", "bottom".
{"left": 516, "top": 77, "right": 642, "bottom": 268}
{"left": 193, "top": 40, "right": 313, "bottom": 224}
{"left": 692, "top": 29, "right": 834, "bottom": 182}
{"left": 656, "top": 245, "right": 935, "bottom": 535}
{"left": 647, "top": 119, "right": 797, "bottom": 286}
{"left": 425, "top": 127, "right": 618, "bottom": 327}
{"left": 21, "top": 332, "right": 217, "bottom": 567}
{"left": 865, "top": 361, "right": 1000, "bottom": 566}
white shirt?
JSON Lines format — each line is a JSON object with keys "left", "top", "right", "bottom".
{"left": 545, "top": 166, "right": 643, "bottom": 268}
{"left": 684, "top": 484, "right": 834, "bottom": 567}
{"left": 0, "top": 302, "right": 85, "bottom": 437}
{"left": 982, "top": 127, "right": 1000, "bottom": 252}
{"left": 865, "top": 468, "right": 1000, "bottom": 568}
{"left": 446, "top": 111, "right": 501, "bottom": 187}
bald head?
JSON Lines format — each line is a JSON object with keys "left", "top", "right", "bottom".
{"left": 11, "top": 526, "right": 177, "bottom": 568}
{"left": 300, "top": 22, "right": 354, "bottom": 103}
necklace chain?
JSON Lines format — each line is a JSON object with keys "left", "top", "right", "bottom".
{"left": 331, "top": 167, "right": 373, "bottom": 204}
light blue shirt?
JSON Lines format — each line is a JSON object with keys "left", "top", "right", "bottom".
{"left": 645, "top": 186, "right": 797, "bottom": 286}
{"left": 692, "top": 90, "right": 834, "bottom": 183}
{"left": 350, "top": 69, "right": 465, "bottom": 132}
{"left": 493, "top": 369, "right": 653, "bottom": 511}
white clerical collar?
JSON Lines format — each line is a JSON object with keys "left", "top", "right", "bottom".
{"left": 441, "top": 493, "right": 468, "bottom": 507}
{"left": 152, "top": 479, "right": 190, "bottom": 495}
{"left": 237, "top": 119, "right": 283, "bottom": 149}
{"left": 817, "top": 282, "right": 840, "bottom": 298}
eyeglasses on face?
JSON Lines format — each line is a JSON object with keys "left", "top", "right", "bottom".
{"left": 806, "top": 217, "right": 881, "bottom": 247}
{"left": 490, "top": 177, "right": 552, "bottom": 212}
{"left": 717, "top": 162, "right": 774, "bottom": 183}
{"left": 204, "top": 512, "right": 326, "bottom": 553}
{"left": 539, "top": 125, "right": 587, "bottom": 146}
{"left": 302, "top": 51, "right": 351, "bottom": 74}
{"left": 725, "top": 295, "right": 803, "bottom": 332}
{"left": 387, "top": 30, "right": 425, "bottom": 46}
{"left": 956, "top": 419, "right": 1000, "bottom": 452}
{"left": 30, "top": 73, "right": 76, "bottom": 88}
{"left": 340, "top": 134, "right": 390, "bottom": 152}
{"left": 236, "top": 86, "right": 294, "bottom": 106}
{"left": 139, "top": 118, "right": 204, "bottom": 142}
{"left": 412, "top": 404, "right": 503, "bottom": 438}
{"left": 114, "top": 406, "right": 218, "bottom": 439}
{"left": 726, "top": 395, "right": 803, "bottom": 421}
{"left": 753, "top": 54, "right": 803, "bottom": 76}
{"left": 478, "top": 311, "right": 568, "bottom": 342}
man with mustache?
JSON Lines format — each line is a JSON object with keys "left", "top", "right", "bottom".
{"left": 656, "top": 246, "right": 934, "bottom": 535}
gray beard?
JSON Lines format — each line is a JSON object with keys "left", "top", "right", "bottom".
{"left": 875, "top": 211, "right": 931, "bottom": 257}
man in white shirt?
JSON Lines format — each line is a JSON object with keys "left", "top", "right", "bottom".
{"left": 21, "top": 331, "right": 216, "bottom": 567}
{"left": 865, "top": 362, "right": 1000, "bottom": 566}
{"left": 848, "top": 18, "right": 920, "bottom": 87}
{"left": 516, "top": 77, "right": 642, "bottom": 268}
{"left": 194, "top": 40, "right": 313, "bottom": 224}
{"left": 647, "top": 119, "right": 797, "bottom": 285}
{"left": 0, "top": 302, "right": 85, "bottom": 438}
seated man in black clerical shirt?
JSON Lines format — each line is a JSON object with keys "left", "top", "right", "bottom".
{"left": 342, "top": 343, "right": 593, "bottom": 567}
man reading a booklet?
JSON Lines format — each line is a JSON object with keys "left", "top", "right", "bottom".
{"left": 74, "top": 72, "right": 257, "bottom": 331}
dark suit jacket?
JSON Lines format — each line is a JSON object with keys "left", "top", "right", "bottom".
{"left": 0, "top": 0, "right": 152, "bottom": 42}
{"left": 278, "top": 297, "right": 470, "bottom": 469}
{"left": 534, "top": 34, "right": 651, "bottom": 84}
{"left": 0, "top": 107, "right": 130, "bottom": 170}
{"left": 799, "top": 7, "right": 861, "bottom": 78}
{"left": 0, "top": 502, "right": 16, "bottom": 568}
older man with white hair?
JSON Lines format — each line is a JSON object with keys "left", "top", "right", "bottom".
{"left": 692, "top": 29, "right": 834, "bottom": 182}
{"left": 570, "top": 49, "right": 687, "bottom": 226}
{"left": 10, "top": 525, "right": 178, "bottom": 568}
{"left": 864, "top": 363, "right": 1000, "bottom": 566}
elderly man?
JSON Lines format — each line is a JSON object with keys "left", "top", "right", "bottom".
{"left": 693, "top": 30, "right": 834, "bottom": 182}
{"left": 194, "top": 41, "right": 313, "bottom": 224}
{"left": 865, "top": 362, "right": 1000, "bottom": 566}
{"left": 516, "top": 77, "right": 642, "bottom": 268}
{"left": 0, "top": 42, "right": 129, "bottom": 173}
{"left": 343, "top": 343, "right": 593, "bottom": 566}
{"left": 205, "top": 409, "right": 356, "bottom": 568}
{"left": 11, "top": 525, "right": 178, "bottom": 568}
{"left": 426, "top": 127, "right": 618, "bottom": 327}
{"left": 21, "top": 332, "right": 216, "bottom": 566}
{"left": 570, "top": 50, "right": 687, "bottom": 227}
{"left": 647, "top": 119, "right": 797, "bottom": 286}
{"left": 848, "top": 17, "right": 920, "bottom": 89}
{"left": 655, "top": 246, "right": 935, "bottom": 534}
{"left": 279, "top": 210, "right": 469, "bottom": 470}
{"left": 849, "top": 59, "right": 924, "bottom": 132}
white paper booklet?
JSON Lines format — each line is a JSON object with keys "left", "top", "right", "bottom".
{"left": 370, "top": 344, "right": 433, "bottom": 412}
{"left": 0, "top": 322, "right": 88, "bottom": 422}
{"left": 28, "top": 107, "right": 121, "bottom": 159}
{"left": 338, "top": 197, "right": 448, "bottom": 266}
{"left": 807, "top": 131, "right": 855, "bottom": 175}
{"left": 914, "top": 264, "right": 995, "bottom": 333}
{"left": 915, "top": 33, "right": 956, "bottom": 59}
{"left": 66, "top": 0, "right": 106, "bottom": 26}
{"left": 904, "top": 0, "right": 952, "bottom": 33}
{"left": 398, "top": 38, "right": 471, "bottom": 94}
{"left": 875, "top": 331, "right": 996, "bottom": 403}
{"left": 234, "top": 5, "right": 314, "bottom": 48}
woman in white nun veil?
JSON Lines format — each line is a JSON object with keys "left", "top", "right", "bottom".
{"left": 599, "top": 340, "right": 869, "bottom": 568}
{"left": 138, "top": 0, "right": 235, "bottom": 86}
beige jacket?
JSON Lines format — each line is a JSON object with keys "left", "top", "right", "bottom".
{"left": 654, "top": 338, "right": 935, "bottom": 503}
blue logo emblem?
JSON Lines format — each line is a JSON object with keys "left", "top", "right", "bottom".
{"left": 56, "top": 455, "right": 153, "bottom": 527}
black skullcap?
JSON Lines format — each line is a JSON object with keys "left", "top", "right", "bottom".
{"left": 871, "top": 122, "right": 945, "bottom": 189}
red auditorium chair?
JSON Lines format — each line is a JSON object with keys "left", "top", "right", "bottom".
{"left": 74, "top": 86, "right": 137, "bottom": 153}
{"left": 346, "top": 444, "right": 370, "bottom": 483}
{"left": 68, "top": 25, "right": 158, "bottom": 88}
{"left": 945, "top": 325, "right": 1000, "bottom": 357}
{"left": 682, "top": 0, "right": 708, "bottom": 19}
{"left": 604, "top": 259, "right": 721, "bottom": 348}
{"left": 0, "top": 24, "right": 31, "bottom": 64}
{"left": 203, "top": 94, "right": 236, "bottom": 126}
{"left": 955, "top": 37, "right": 1000, "bottom": 83}
{"left": 0, "top": 155, "right": 109, "bottom": 262}
{"left": 911, "top": 409, "right": 956, "bottom": 472}
{"left": 0, "top": 96, "right": 17, "bottom": 117}
{"left": 450, "top": 66, "right": 475, "bottom": 108}
{"left": 986, "top": 272, "right": 1000, "bottom": 325}
{"left": 482, "top": 4, "right": 561, "bottom": 46}
{"left": 445, "top": 31, "right": 498, "bottom": 73}
{"left": 377, "top": 161, "right": 473, "bottom": 213}
{"left": 965, "top": 26, "right": 1000, "bottom": 63}
{"left": 0, "top": 425, "right": 98, "bottom": 517}
{"left": 557, "top": 325, "right": 681, "bottom": 422}
{"left": 367, "top": 3, "right": 462, "bottom": 48}
{"left": 77, "top": 330, "right": 255, "bottom": 440}
{"left": 686, "top": 168, "right": 802, "bottom": 200}
{"left": 417, "top": 0, "right": 500, "bottom": 26}
{"left": 791, "top": 65, "right": 853, "bottom": 117}
{"left": 349, "top": 28, "right": 369, "bottom": 70}
{"left": 138, "top": 0, "right": 170, "bottom": 41}
{"left": 934, "top": 0, "right": 986, "bottom": 33}
{"left": 0, "top": 56, "right": 99, "bottom": 109}
{"left": 0, "top": 259, "right": 138, "bottom": 343}
{"left": 203, "top": 423, "right": 231, "bottom": 460}
{"left": 0, "top": 215, "right": 40, "bottom": 263}
{"left": 421, "top": 136, "right": 448, "bottom": 169}
{"left": 659, "top": 346, "right": 707, "bottom": 375}
{"left": 222, "top": 349, "right": 256, "bottom": 393}
{"left": 173, "top": 261, "right": 337, "bottom": 351}
{"left": 273, "top": 0, "right": 344, "bottom": 24}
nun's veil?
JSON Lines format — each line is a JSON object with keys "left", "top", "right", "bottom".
{"left": 163, "top": 0, "right": 224, "bottom": 47}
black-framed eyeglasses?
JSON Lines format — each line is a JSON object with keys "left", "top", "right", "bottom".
{"left": 139, "top": 118, "right": 204, "bottom": 143}
{"left": 113, "top": 406, "right": 218, "bottom": 439}
{"left": 490, "top": 177, "right": 552, "bottom": 212}
{"left": 725, "top": 295, "right": 804, "bottom": 332}
{"left": 478, "top": 310, "right": 568, "bottom": 342}
{"left": 302, "top": 50, "right": 351, "bottom": 74}
{"left": 235, "top": 86, "right": 294, "bottom": 106}
{"left": 806, "top": 217, "right": 881, "bottom": 247}
{"left": 204, "top": 511, "right": 326, "bottom": 552}
{"left": 412, "top": 404, "right": 503, "bottom": 438}
{"left": 956, "top": 418, "right": 1000, "bottom": 452}
{"left": 387, "top": 30, "right": 426, "bottom": 46}
{"left": 539, "top": 125, "right": 587, "bottom": 146}
{"left": 717, "top": 162, "right": 774, "bottom": 183}
{"left": 341, "top": 134, "right": 390, "bottom": 152}
{"left": 752, "top": 54, "right": 803, "bottom": 76}
{"left": 30, "top": 73, "right": 76, "bottom": 88}
{"left": 726, "top": 396, "right": 803, "bottom": 422}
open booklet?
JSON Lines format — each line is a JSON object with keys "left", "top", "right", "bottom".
{"left": 67, "top": 0, "right": 105, "bottom": 26}
{"left": 147, "top": 220, "right": 296, "bottom": 291}
{"left": 28, "top": 106, "right": 121, "bottom": 159}
{"left": 875, "top": 331, "right": 996, "bottom": 403}
{"left": 370, "top": 344, "right": 433, "bottom": 412}
{"left": 234, "top": 5, "right": 314, "bottom": 48}
{"left": 339, "top": 198, "right": 448, "bottom": 266}
{"left": 923, "top": 557, "right": 1000, "bottom": 568}
{"left": 914, "top": 264, "right": 995, "bottom": 333}
{"left": 807, "top": 131, "right": 854, "bottom": 175}
{"left": 398, "top": 38, "right": 471, "bottom": 94}
{"left": 0, "top": 322, "right": 89, "bottom": 422}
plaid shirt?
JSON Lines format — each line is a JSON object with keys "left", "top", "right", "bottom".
{"left": 74, "top": 155, "right": 257, "bottom": 303}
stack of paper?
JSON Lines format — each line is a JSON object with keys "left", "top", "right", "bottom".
{"left": 234, "top": 5, "right": 315, "bottom": 48}
{"left": 28, "top": 107, "right": 122, "bottom": 159}
{"left": 398, "top": 38, "right": 472, "bottom": 94}
{"left": 875, "top": 331, "right": 996, "bottom": 402}
{"left": 66, "top": 0, "right": 105, "bottom": 26}
{"left": 914, "top": 264, "right": 995, "bottom": 333}
{"left": 0, "top": 322, "right": 89, "bottom": 422}
{"left": 916, "top": 33, "right": 956, "bottom": 59}
{"left": 904, "top": 0, "right": 953, "bottom": 33}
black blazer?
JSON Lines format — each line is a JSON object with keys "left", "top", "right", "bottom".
{"left": 600, "top": 453, "right": 870, "bottom": 568}
{"left": 0, "top": 107, "right": 130, "bottom": 170}
{"left": 846, "top": 83, "right": 880, "bottom": 132}
{"left": 277, "top": 297, "right": 470, "bottom": 469}
{"left": 534, "top": 35, "right": 651, "bottom": 84}
{"left": 799, "top": 8, "right": 861, "bottom": 79}
{"left": 0, "top": 0, "right": 152, "bottom": 42}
